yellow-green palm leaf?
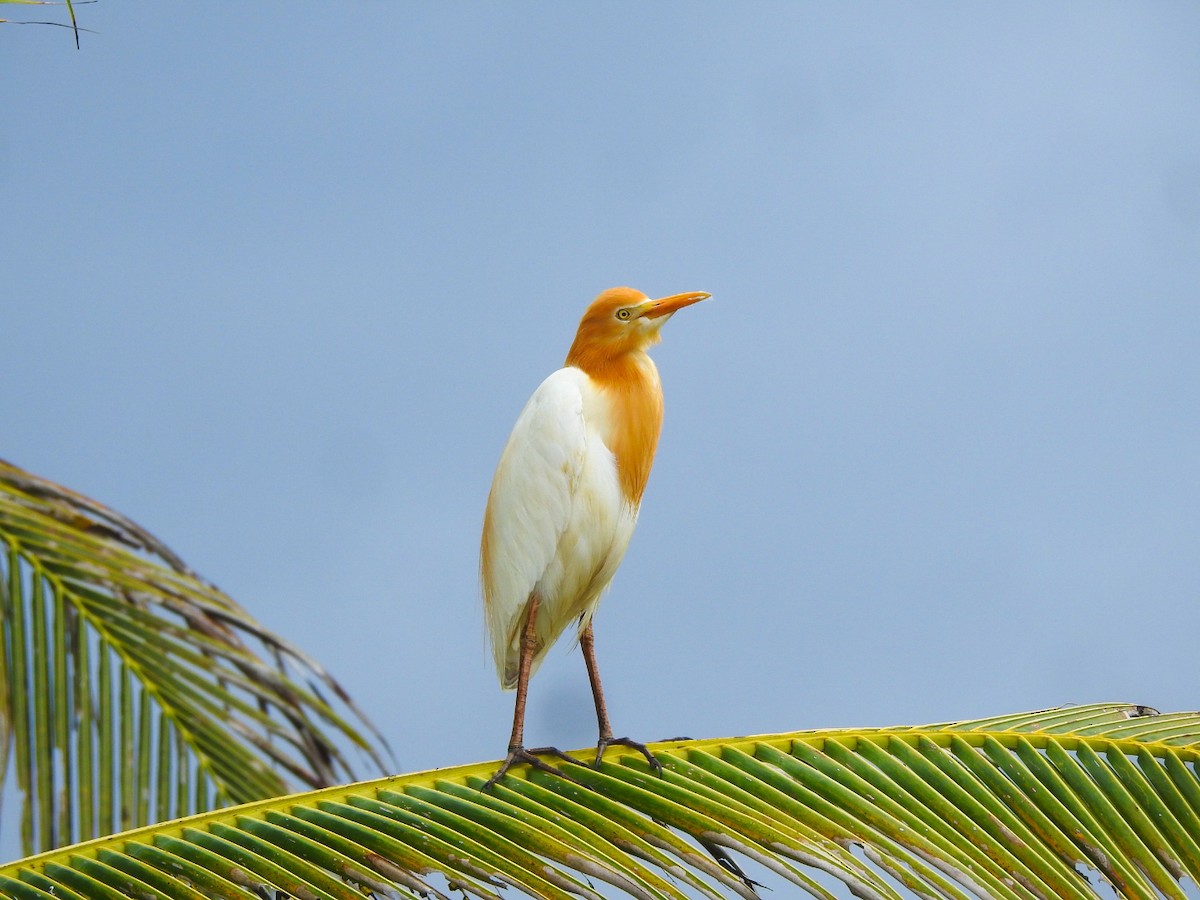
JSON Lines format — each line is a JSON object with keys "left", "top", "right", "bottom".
{"left": 0, "top": 459, "right": 388, "bottom": 855}
{"left": 3, "top": 703, "right": 1198, "bottom": 899}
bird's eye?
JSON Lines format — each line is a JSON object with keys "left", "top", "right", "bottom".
{"left": 616, "top": 308, "right": 632, "bottom": 320}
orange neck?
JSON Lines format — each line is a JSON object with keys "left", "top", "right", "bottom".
{"left": 566, "top": 349, "right": 664, "bottom": 506}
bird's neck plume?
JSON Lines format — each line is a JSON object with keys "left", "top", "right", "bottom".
{"left": 564, "top": 339, "right": 653, "bottom": 380}
{"left": 565, "top": 349, "right": 664, "bottom": 507}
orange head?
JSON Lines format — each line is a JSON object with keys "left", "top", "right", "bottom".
{"left": 565, "top": 287, "right": 709, "bottom": 370}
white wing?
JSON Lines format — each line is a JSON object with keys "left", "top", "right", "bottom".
{"left": 483, "top": 367, "right": 638, "bottom": 688}
{"left": 482, "top": 368, "right": 590, "bottom": 685}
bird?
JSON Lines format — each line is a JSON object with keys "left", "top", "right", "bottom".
{"left": 480, "top": 286, "right": 709, "bottom": 785}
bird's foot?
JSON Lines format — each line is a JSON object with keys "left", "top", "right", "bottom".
{"left": 482, "top": 745, "right": 578, "bottom": 791}
{"left": 593, "top": 735, "right": 663, "bottom": 775}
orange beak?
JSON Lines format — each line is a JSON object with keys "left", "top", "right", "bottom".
{"left": 640, "top": 291, "right": 711, "bottom": 319}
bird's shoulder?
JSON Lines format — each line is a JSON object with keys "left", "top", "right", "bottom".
{"left": 508, "top": 366, "right": 604, "bottom": 439}
{"left": 525, "top": 365, "right": 597, "bottom": 407}
{"left": 494, "top": 367, "right": 592, "bottom": 484}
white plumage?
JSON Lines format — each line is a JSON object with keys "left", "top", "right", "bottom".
{"left": 482, "top": 366, "right": 639, "bottom": 688}
{"left": 479, "top": 286, "right": 707, "bottom": 781}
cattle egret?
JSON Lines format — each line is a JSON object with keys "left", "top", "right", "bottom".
{"left": 481, "top": 286, "right": 709, "bottom": 784}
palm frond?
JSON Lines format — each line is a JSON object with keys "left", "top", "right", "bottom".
{"left": 2, "top": 703, "right": 1197, "bottom": 899}
{"left": 0, "top": 459, "right": 389, "bottom": 855}
{"left": 0, "top": 0, "right": 90, "bottom": 48}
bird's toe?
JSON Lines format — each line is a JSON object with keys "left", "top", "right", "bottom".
{"left": 483, "top": 746, "right": 580, "bottom": 791}
{"left": 594, "top": 736, "right": 663, "bottom": 775}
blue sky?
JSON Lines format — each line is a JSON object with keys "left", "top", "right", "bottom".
{"left": 5, "top": 0, "right": 1200, "bottom": 833}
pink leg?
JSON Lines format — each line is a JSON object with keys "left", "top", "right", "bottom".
{"left": 580, "top": 622, "right": 661, "bottom": 773}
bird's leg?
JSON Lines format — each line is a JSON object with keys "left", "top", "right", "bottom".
{"left": 505, "top": 594, "right": 539, "bottom": 750}
{"left": 580, "top": 622, "right": 662, "bottom": 774}
{"left": 579, "top": 623, "right": 614, "bottom": 741}
{"left": 484, "top": 595, "right": 573, "bottom": 790}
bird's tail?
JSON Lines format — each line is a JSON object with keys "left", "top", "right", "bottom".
{"left": 498, "top": 637, "right": 550, "bottom": 690}
{"left": 494, "top": 600, "right": 554, "bottom": 690}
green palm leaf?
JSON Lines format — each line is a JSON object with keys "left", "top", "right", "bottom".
{"left": 0, "top": 459, "right": 389, "bottom": 855}
{"left": 2, "top": 703, "right": 1197, "bottom": 899}
{"left": 0, "top": 0, "right": 85, "bottom": 48}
